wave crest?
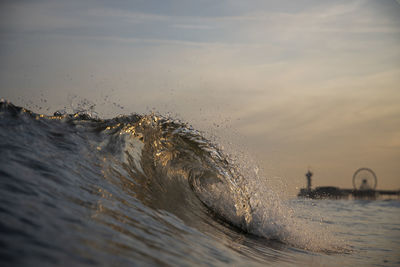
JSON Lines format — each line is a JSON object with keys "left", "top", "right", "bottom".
{"left": 0, "top": 100, "right": 345, "bottom": 252}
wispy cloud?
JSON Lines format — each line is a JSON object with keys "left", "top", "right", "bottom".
{"left": 2, "top": 0, "right": 399, "bottom": 46}
{"left": 171, "top": 24, "right": 216, "bottom": 30}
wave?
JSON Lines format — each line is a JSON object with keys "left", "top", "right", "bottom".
{"left": 0, "top": 99, "right": 344, "bottom": 261}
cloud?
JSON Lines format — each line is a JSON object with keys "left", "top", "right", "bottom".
{"left": 171, "top": 24, "right": 216, "bottom": 30}
{"left": 2, "top": 0, "right": 399, "bottom": 48}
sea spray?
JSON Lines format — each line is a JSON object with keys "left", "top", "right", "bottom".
{"left": 212, "top": 143, "right": 345, "bottom": 252}
{"left": 93, "top": 109, "right": 345, "bottom": 252}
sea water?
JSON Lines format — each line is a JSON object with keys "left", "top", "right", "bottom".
{"left": 0, "top": 100, "right": 399, "bottom": 266}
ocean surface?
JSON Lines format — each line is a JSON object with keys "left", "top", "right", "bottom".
{"left": 1, "top": 100, "right": 399, "bottom": 266}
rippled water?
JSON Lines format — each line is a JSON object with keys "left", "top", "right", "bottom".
{"left": 1, "top": 100, "right": 399, "bottom": 266}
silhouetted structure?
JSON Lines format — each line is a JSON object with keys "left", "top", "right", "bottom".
{"left": 306, "top": 170, "right": 312, "bottom": 191}
{"left": 298, "top": 168, "right": 400, "bottom": 199}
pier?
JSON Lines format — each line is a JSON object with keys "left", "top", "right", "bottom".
{"left": 298, "top": 168, "right": 400, "bottom": 199}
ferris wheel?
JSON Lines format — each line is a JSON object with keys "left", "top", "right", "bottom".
{"left": 353, "top": 168, "right": 377, "bottom": 190}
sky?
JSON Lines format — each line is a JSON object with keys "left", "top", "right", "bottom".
{"left": 1, "top": 0, "right": 400, "bottom": 196}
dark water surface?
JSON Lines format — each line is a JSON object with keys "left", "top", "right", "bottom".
{"left": 1, "top": 100, "right": 399, "bottom": 266}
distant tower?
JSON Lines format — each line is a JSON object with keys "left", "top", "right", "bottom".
{"left": 306, "top": 170, "right": 313, "bottom": 191}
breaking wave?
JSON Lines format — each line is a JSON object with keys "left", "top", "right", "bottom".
{"left": 0, "top": 100, "right": 344, "bottom": 265}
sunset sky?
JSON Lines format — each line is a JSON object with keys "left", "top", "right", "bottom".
{"left": 1, "top": 0, "right": 399, "bottom": 196}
